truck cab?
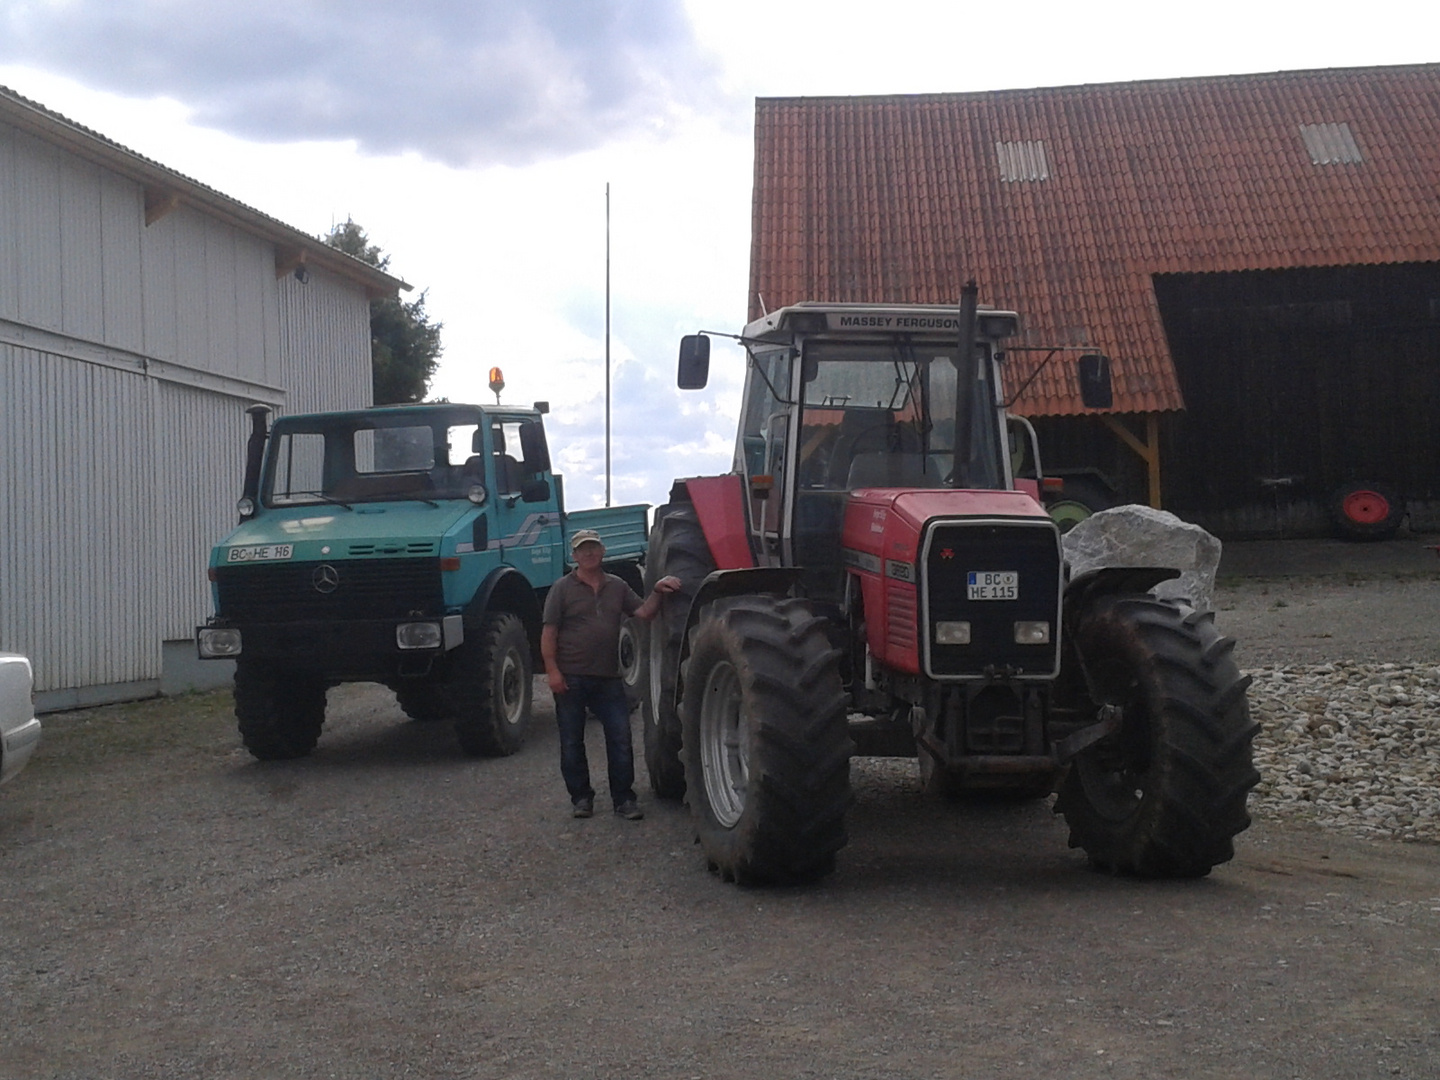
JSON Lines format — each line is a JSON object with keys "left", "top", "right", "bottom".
{"left": 197, "top": 401, "right": 648, "bottom": 762}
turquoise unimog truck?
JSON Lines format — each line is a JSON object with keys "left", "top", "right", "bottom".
{"left": 196, "top": 399, "right": 648, "bottom": 761}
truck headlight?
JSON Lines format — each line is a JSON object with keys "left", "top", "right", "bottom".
{"left": 197, "top": 627, "right": 242, "bottom": 658}
{"left": 1014, "top": 621, "right": 1051, "bottom": 644}
{"left": 935, "top": 621, "right": 971, "bottom": 645}
{"left": 396, "top": 622, "right": 443, "bottom": 650}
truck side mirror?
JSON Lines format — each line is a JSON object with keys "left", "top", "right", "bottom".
{"left": 518, "top": 421, "right": 551, "bottom": 473}
{"left": 1078, "top": 353, "right": 1113, "bottom": 410}
{"left": 520, "top": 478, "right": 551, "bottom": 503}
{"left": 678, "top": 335, "right": 710, "bottom": 390}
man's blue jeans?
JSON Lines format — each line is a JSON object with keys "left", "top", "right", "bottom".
{"left": 553, "top": 675, "right": 636, "bottom": 807}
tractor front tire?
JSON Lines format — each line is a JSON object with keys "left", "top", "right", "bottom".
{"left": 234, "top": 659, "right": 327, "bottom": 761}
{"left": 1055, "top": 595, "right": 1259, "bottom": 878}
{"left": 680, "top": 595, "right": 852, "bottom": 885}
{"left": 446, "top": 612, "right": 532, "bottom": 757}
{"left": 641, "top": 504, "right": 714, "bottom": 800}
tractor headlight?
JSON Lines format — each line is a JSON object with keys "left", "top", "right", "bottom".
{"left": 236, "top": 496, "right": 256, "bottom": 518}
{"left": 935, "top": 621, "right": 972, "bottom": 645}
{"left": 197, "top": 627, "right": 242, "bottom": 658}
{"left": 396, "top": 622, "right": 443, "bottom": 650}
{"left": 1014, "top": 621, "right": 1051, "bottom": 645}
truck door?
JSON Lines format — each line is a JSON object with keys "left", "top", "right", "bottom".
{"left": 489, "top": 417, "right": 562, "bottom": 586}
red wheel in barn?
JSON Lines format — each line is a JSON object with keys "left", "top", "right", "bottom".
{"left": 1329, "top": 482, "right": 1405, "bottom": 541}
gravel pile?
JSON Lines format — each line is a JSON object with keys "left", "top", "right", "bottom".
{"left": 1246, "top": 662, "right": 1440, "bottom": 843}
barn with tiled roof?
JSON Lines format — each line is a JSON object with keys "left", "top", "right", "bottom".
{"left": 749, "top": 64, "right": 1440, "bottom": 537}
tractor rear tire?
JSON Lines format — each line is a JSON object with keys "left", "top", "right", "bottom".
{"left": 680, "top": 595, "right": 852, "bottom": 885}
{"left": 1055, "top": 595, "right": 1259, "bottom": 878}
{"left": 641, "top": 504, "right": 714, "bottom": 800}
{"left": 1330, "top": 481, "right": 1405, "bottom": 541}
{"left": 234, "top": 659, "right": 327, "bottom": 761}
{"left": 446, "top": 612, "right": 532, "bottom": 757}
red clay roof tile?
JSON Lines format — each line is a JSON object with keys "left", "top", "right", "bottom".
{"left": 750, "top": 64, "right": 1440, "bottom": 416}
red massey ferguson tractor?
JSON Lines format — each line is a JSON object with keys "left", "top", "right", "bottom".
{"left": 636, "top": 288, "right": 1259, "bottom": 885}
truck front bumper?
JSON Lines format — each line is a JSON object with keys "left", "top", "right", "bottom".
{"left": 197, "top": 616, "right": 463, "bottom": 675}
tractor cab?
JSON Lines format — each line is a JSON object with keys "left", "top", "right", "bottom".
{"left": 686, "top": 300, "right": 1020, "bottom": 603}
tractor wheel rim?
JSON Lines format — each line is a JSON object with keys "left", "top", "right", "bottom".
{"left": 699, "top": 660, "right": 747, "bottom": 828}
{"left": 1342, "top": 489, "right": 1390, "bottom": 524}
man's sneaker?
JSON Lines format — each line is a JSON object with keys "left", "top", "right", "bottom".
{"left": 572, "top": 797, "right": 594, "bottom": 819}
{"left": 614, "top": 800, "right": 644, "bottom": 821}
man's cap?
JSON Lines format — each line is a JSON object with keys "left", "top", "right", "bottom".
{"left": 570, "top": 529, "right": 604, "bottom": 552}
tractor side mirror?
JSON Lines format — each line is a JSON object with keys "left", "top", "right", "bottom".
{"left": 678, "top": 335, "right": 710, "bottom": 390}
{"left": 1078, "top": 353, "right": 1113, "bottom": 410}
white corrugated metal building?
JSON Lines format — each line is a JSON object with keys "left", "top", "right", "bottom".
{"left": 0, "top": 86, "right": 406, "bottom": 711}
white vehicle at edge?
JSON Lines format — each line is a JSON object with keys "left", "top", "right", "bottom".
{"left": 0, "top": 653, "right": 42, "bottom": 786}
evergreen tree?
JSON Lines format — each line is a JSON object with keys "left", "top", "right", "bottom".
{"left": 324, "top": 219, "right": 443, "bottom": 404}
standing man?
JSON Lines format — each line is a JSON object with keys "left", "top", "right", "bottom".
{"left": 542, "top": 528, "right": 682, "bottom": 820}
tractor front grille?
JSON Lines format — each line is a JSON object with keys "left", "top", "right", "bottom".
{"left": 215, "top": 557, "right": 444, "bottom": 622}
{"left": 922, "top": 519, "right": 1062, "bottom": 679}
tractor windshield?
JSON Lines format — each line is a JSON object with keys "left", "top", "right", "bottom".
{"left": 796, "top": 341, "right": 1006, "bottom": 492}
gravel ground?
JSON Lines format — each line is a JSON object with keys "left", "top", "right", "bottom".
{"left": 1, "top": 536, "right": 1438, "bottom": 1079}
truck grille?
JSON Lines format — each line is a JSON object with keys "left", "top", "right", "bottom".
{"left": 215, "top": 558, "right": 444, "bottom": 621}
{"left": 922, "top": 520, "right": 1061, "bottom": 678}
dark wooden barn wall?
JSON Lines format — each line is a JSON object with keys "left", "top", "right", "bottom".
{"left": 1030, "top": 263, "right": 1440, "bottom": 538}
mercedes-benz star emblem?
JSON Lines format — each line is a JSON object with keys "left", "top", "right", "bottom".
{"left": 312, "top": 564, "right": 340, "bottom": 594}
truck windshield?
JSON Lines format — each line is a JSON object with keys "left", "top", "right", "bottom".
{"left": 264, "top": 410, "right": 489, "bottom": 506}
{"left": 796, "top": 341, "right": 1006, "bottom": 491}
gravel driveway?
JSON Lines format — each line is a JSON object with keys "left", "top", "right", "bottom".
{"left": 2, "top": 536, "right": 1438, "bottom": 1079}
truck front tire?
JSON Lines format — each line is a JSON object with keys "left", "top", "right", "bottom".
{"left": 448, "top": 611, "right": 532, "bottom": 757}
{"left": 680, "top": 595, "right": 852, "bottom": 885}
{"left": 234, "top": 660, "right": 327, "bottom": 760}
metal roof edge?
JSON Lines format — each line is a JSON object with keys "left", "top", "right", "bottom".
{"left": 0, "top": 84, "right": 409, "bottom": 298}
{"left": 753, "top": 61, "right": 1440, "bottom": 109}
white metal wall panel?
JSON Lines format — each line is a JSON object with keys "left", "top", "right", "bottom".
{"left": 9, "top": 127, "right": 64, "bottom": 331}
{"left": 0, "top": 344, "right": 160, "bottom": 693}
{"left": 0, "top": 121, "right": 19, "bottom": 323}
{"left": 139, "top": 209, "right": 180, "bottom": 366}
{"left": 151, "top": 381, "right": 250, "bottom": 640}
{"left": 278, "top": 268, "right": 371, "bottom": 414}
{"left": 59, "top": 155, "right": 105, "bottom": 341}
{"left": 99, "top": 170, "right": 145, "bottom": 354}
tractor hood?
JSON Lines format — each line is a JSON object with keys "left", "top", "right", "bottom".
{"left": 210, "top": 502, "right": 477, "bottom": 568}
{"left": 842, "top": 487, "right": 1052, "bottom": 567}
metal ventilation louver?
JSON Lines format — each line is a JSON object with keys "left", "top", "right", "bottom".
{"left": 1300, "top": 122, "right": 1363, "bottom": 165}
{"left": 996, "top": 140, "right": 1050, "bottom": 182}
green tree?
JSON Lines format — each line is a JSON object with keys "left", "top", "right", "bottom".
{"left": 324, "top": 219, "right": 443, "bottom": 405}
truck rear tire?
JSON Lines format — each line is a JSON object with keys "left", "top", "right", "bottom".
{"left": 448, "top": 612, "right": 532, "bottom": 757}
{"left": 1055, "top": 596, "right": 1259, "bottom": 878}
{"left": 641, "top": 504, "right": 714, "bottom": 800}
{"left": 234, "top": 660, "right": 327, "bottom": 760}
{"left": 680, "top": 595, "right": 852, "bottom": 885}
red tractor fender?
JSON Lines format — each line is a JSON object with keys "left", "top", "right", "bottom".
{"left": 679, "top": 474, "right": 754, "bottom": 569}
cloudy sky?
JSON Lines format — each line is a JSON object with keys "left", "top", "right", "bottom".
{"left": 1, "top": 0, "right": 1432, "bottom": 509}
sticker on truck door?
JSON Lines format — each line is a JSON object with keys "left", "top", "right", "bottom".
{"left": 227, "top": 544, "right": 295, "bottom": 562}
{"left": 967, "top": 570, "right": 1017, "bottom": 600}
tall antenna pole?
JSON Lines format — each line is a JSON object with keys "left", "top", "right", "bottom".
{"left": 605, "top": 182, "right": 612, "bottom": 508}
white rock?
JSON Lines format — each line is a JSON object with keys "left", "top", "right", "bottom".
{"left": 1062, "top": 504, "right": 1223, "bottom": 611}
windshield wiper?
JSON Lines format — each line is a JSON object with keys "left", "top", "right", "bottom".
{"left": 283, "top": 491, "right": 354, "bottom": 510}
